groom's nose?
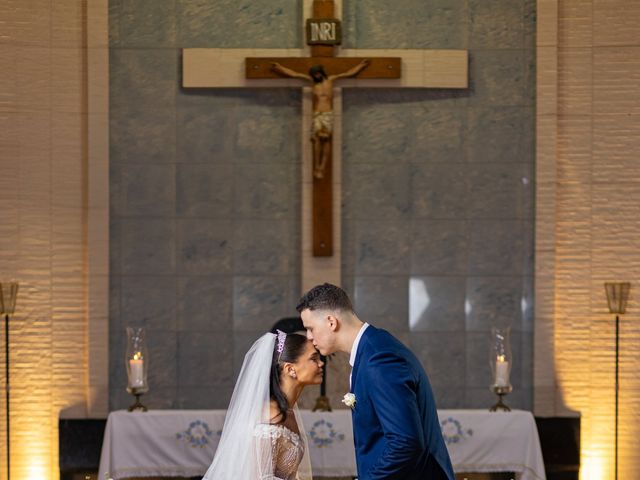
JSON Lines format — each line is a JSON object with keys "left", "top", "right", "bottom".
{"left": 306, "top": 330, "right": 313, "bottom": 341}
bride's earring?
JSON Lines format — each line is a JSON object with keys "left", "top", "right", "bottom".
{"left": 290, "top": 371, "right": 297, "bottom": 379}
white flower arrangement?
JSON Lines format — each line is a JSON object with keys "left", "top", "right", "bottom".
{"left": 342, "top": 392, "right": 357, "bottom": 409}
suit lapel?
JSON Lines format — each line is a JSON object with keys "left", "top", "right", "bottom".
{"left": 350, "top": 325, "right": 375, "bottom": 392}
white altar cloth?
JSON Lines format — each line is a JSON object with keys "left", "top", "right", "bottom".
{"left": 439, "top": 410, "right": 545, "bottom": 479}
{"left": 98, "top": 409, "right": 545, "bottom": 480}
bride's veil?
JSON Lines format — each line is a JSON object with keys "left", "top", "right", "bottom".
{"left": 202, "top": 332, "right": 313, "bottom": 480}
{"left": 293, "top": 406, "right": 313, "bottom": 480}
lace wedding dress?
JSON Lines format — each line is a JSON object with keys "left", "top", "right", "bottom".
{"left": 254, "top": 424, "right": 305, "bottom": 480}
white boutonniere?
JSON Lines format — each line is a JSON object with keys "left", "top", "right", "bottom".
{"left": 342, "top": 392, "right": 357, "bottom": 409}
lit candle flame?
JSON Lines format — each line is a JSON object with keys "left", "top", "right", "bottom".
{"left": 133, "top": 351, "right": 143, "bottom": 360}
{"left": 497, "top": 354, "right": 506, "bottom": 363}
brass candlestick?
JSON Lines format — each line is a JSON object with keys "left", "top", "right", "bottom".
{"left": 313, "top": 354, "right": 332, "bottom": 411}
{"left": 127, "top": 387, "right": 148, "bottom": 412}
{"left": 490, "top": 385, "right": 512, "bottom": 412}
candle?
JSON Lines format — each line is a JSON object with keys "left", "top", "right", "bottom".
{"left": 495, "top": 355, "right": 510, "bottom": 387}
{"left": 129, "top": 352, "right": 145, "bottom": 388}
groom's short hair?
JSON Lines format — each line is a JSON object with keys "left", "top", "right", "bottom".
{"left": 296, "top": 283, "right": 354, "bottom": 313}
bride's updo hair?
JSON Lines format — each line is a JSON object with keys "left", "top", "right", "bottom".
{"left": 270, "top": 333, "right": 308, "bottom": 423}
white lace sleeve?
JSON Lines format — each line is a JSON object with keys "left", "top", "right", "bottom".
{"left": 254, "top": 425, "right": 284, "bottom": 480}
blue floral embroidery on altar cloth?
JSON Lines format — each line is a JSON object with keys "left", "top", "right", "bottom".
{"left": 176, "top": 420, "right": 219, "bottom": 448}
{"left": 440, "top": 417, "right": 473, "bottom": 445}
{"left": 308, "top": 419, "right": 345, "bottom": 448}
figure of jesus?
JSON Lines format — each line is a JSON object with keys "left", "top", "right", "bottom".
{"left": 271, "top": 59, "right": 370, "bottom": 179}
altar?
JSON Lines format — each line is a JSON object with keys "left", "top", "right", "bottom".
{"left": 98, "top": 409, "right": 545, "bottom": 480}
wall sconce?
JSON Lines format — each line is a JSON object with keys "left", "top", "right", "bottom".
{"left": 604, "top": 282, "right": 630, "bottom": 480}
{"left": 1, "top": 281, "right": 19, "bottom": 480}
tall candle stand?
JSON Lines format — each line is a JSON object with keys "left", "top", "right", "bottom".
{"left": 1, "top": 281, "right": 19, "bottom": 480}
{"left": 605, "top": 282, "right": 631, "bottom": 480}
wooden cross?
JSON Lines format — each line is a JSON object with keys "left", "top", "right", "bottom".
{"left": 245, "top": 0, "right": 400, "bottom": 257}
{"left": 182, "top": 0, "right": 468, "bottom": 283}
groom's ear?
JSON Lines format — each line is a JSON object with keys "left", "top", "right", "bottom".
{"left": 327, "top": 314, "right": 338, "bottom": 331}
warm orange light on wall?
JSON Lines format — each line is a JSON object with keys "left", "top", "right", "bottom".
{"left": 581, "top": 449, "right": 607, "bottom": 480}
{"left": 27, "top": 463, "right": 47, "bottom": 480}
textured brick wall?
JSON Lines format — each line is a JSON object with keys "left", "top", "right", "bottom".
{"left": 0, "top": 1, "right": 109, "bottom": 480}
{"left": 535, "top": 1, "right": 640, "bottom": 478}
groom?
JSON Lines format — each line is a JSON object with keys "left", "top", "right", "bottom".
{"left": 298, "top": 283, "right": 455, "bottom": 480}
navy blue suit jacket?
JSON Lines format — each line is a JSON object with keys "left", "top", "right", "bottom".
{"left": 350, "top": 326, "right": 455, "bottom": 480}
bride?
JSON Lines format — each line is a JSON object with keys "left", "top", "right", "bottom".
{"left": 203, "top": 330, "right": 324, "bottom": 479}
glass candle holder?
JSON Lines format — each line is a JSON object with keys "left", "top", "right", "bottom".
{"left": 489, "top": 327, "right": 512, "bottom": 411}
{"left": 490, "top": 327, "right": 512, "bottom": 388}
{"left": 126, "top": 327, "right": 148, "bottom": 411}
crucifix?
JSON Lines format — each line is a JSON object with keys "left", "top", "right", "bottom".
{"left": 244, "top": 1, "right": 400, "bottom": 258}
{"left": 182, "top": 0, "right": 467, "bottom": 286}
